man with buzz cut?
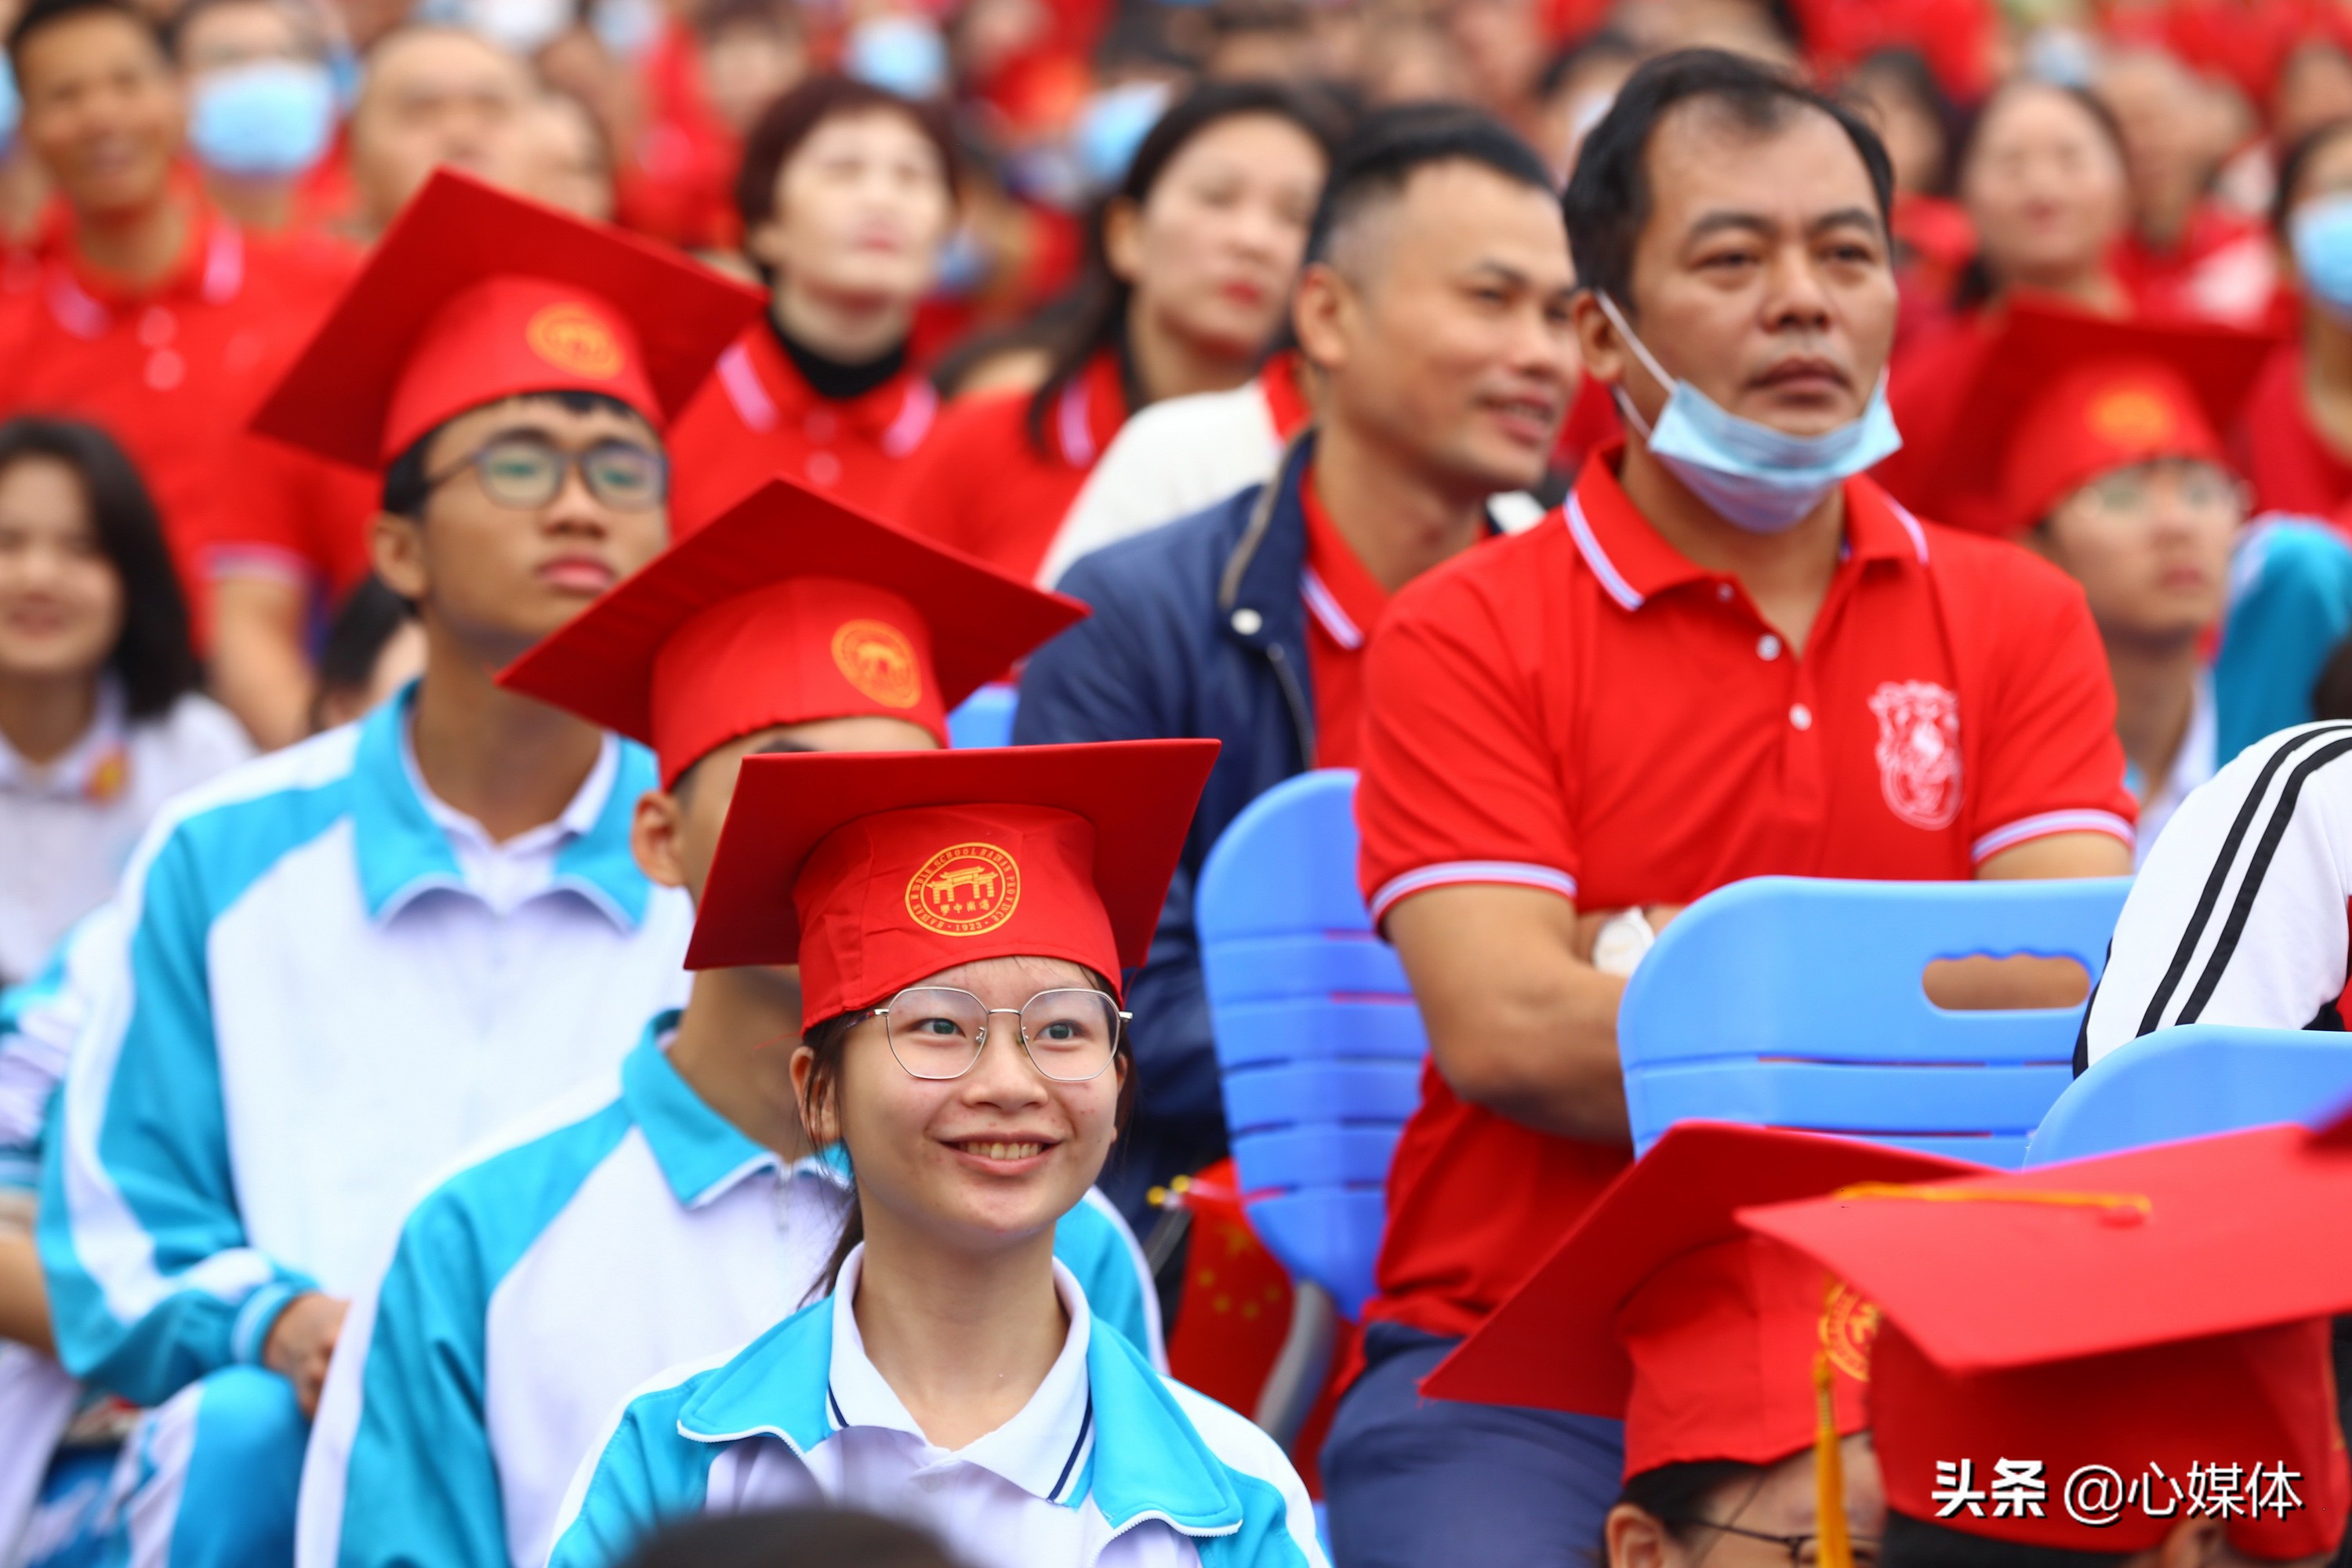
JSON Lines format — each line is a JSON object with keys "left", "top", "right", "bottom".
{"left": 296, "top": 480, "right": 1171, "bottom": 1568}
{"left": 29, "top": 170, "right": 760, "bottom": 1565}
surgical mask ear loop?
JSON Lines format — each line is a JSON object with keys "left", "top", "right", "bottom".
{"left": 1595, "top": 292, "right": 1676, "bottom": 441}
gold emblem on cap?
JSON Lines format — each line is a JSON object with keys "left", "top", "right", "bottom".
{"left": 524, "top": 303, "right": 624, "bottom": 379}
{"left": 1817, "top": 1279, "right": 1880, "bottom": 1382}
{"left": 907, "top": 843, "right": 1022, "bottom": 936}
{"left": 2088, "top": 385, "right": 2175, "bottom": 447}
{"left": 832, "top": 619, "right": 924, "bottom": 710}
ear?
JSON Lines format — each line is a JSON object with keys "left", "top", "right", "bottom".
{"left": 630, "top": 787, "right": 689, "bottom": 888}
{"left": 369, "top": 511, "right": 429, "bottom": 603}
{"left": 745, "top": 212, "right": 790, "bottom": 277}
{"left": 1291, "top": 261, "right": 1352, "bottom": 372}
{"left": 789, "top": 1043, "right": 840, "bottom": 1146}
{"left": 1102, "top": 195, "right": 1146, "bottom": 286}
{"left": 1604, "top": 1503, "right": 1676, "bottom": 1568}
{"left": 1570, "top": 289, "right": 1633, "bottom": 391}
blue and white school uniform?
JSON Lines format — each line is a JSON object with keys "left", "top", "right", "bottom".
{"left": 31, "top": 688, "right": 692, "bottom": 1565}
{"left": 2129, "top": 517, "right": 2352, "bottom": 857}
{"left": 297, "top": 1014, "right": 1163, "bottom": 1568}
{"left": 547, "top": 1246, "right": 1323, "bottom": 1568}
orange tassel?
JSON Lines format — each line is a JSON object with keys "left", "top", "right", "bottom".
{"left": 1814, "top": 1348, "right": 1853, "bottom": 1568}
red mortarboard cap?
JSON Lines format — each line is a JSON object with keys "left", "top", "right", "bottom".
{"left": 495, "top": 479, "right": 1087, "bottom": 786}
{"left": 1741, "top": 1124, "right": 2352, "bottom": 1559}
{"left": 1918, "top": 301, "right": 2274, "bottom": 534}
{"left": 252, "top": 169, "right": 762, "bottom": 468}
{"left": 1424, "top": 1123, "right": 1982, "bottom": 1477}
{"left": 687, "top": 742, "right": 1219, "bottom": 1024}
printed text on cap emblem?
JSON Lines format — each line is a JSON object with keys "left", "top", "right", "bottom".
{"left": 906, "top": 844, "right": 1022, "bottom": 936}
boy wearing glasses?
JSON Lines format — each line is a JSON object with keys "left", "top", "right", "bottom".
{"left": 295, "top": 478, "right": 1172, "bottom": 1568}
{"left": 27, "top": 171, "right": 758, "bottom": 1565}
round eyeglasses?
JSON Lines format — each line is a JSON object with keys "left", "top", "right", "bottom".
{"left": 1694, "top": 1519, "right": 1882, "bottom": 1568}
{"left": 426, "top": 432, "right": 668, "bottom": 513}
{"left": 870, "top": 986, "right": 1127, "bottom": 1083}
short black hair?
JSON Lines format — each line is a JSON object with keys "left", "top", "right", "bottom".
{"left": 1883, "top": 1510, "right": 2131, "bottom": 1568}
{"left": 1304, "top": 102, "right": 1555, "bottom": 270}
{"left": 0, "top": 416, "right": 199, "bottom": 720}
{"left": 1612, "top": 1457, "right": 1769, "bottom": 1552}
{"left": 378, "top": 390, "right": 647, "bottom": 518}
{"left": 8, "top": 0, "right": 164, "bottom": 74}
{"left": 1563, "top": 47, "right": 1895, "bottom": 314}
{"left": 2274, "top": 115, "right": 2352, "bottom": 238}
{"left": 618, "top": 1507, "right": 963, "bottom": 1568}
{"left": 733, "top": 75, "right": 959, "bottom": 287}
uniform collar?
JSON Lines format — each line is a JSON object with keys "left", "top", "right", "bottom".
{"left": 674, "top": 1245, "right": 1247, "bottom": 1536}
{"left": 1051, "top": 350, "right": 1130, "bottom": 469}
{"left": 349, "top": 681, "right": 653, "bottom": 927}
{"left": 1566, "top": 442, "right": 1933, "bottom": 612}
{"left": 720, "top": 328, "right": 939, "bottom": 452}
{"left": 1299, "top": 460, "right": 1390, "bottom": 652}
{"left": 621, "top": 1014, "right": 811, "bottom": 1208}
{"left": 46, "top": 198, "right": 244, "bottom": 335}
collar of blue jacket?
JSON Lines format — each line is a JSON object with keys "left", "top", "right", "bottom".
{"left": 351, "top": 681, "right": 653, "bottom": 927}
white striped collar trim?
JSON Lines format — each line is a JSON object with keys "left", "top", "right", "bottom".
{"left": 1970, "top": 808, "right": 2135, "bottom": 864}
{"left": 1301, "top": 566, "right": 1362, "bottom": 649}
{"left": 1369, "top": 858, "right": 1579, "bottom": 925}
{"left": 199, "top": 223, "right": 243, "bottom": 304}
{"left": 1886, "top": 496, "right": 1931, "bottom": 565}
{"left": 881, "top": 379, "right": 938, "bottom": 458}
{"left": 717, "top": 340, "right": 776, "bottom": 432}
{"left": 1058, "top": 376, "right": 1097, "bottom": 466}
{"left": 1566, "top": 494, "right": 1644, "bottom": 612}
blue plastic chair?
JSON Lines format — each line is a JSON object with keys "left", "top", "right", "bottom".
{"left": 1617, "top": 875, "right": 2132, "bottom": 1168}
{"left": 2026, "top": 1025, "right": 2352, "bottom": 1166}
{"left": 1196, "top": 770, "right": 1425, "bottom": 1322}
{"left": 946, "top": 684, "right": 1018, "bottom": 750}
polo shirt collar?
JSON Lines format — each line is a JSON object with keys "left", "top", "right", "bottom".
{"left": 1566, "top": 445, "right": 1933, "bottom": 612}
{"left": 350, "top": 682, "right": 653, "bottom": 928}
{"left": 1300, "top": 463, "right": 1389, "bottom": 652}
{"left": 620, "top": 1014, "right": 799, "bottom": 1208}
{"left": 720, "top": 329, "right": 939, "bottom": 453}
{"left": 47, "top": 201, "right": 243, "bottom": 335}
{"left": 673, "top": 1245, "right": 1246, "bottom": 1535}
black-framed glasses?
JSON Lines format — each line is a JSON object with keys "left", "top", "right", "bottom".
{"left": 1693, "top": 1520, "right": 1882, "bottom": 1568}
{"left": 869, "top": 986, "right": 1127, "bottom": 1083}
{"left": 425, "top": 432, "right": 668, "bottom": 512}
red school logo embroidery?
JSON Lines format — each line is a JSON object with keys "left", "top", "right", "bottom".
{"left": 1868, "top": 681, "right": 1962, "bottom": 830}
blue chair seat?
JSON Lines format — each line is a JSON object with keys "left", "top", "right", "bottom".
{"left": 2027, "top": 1025, "right": 2352, "bottom": 1165}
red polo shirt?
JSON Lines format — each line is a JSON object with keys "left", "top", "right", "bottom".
{"left": 2234, "top": 343, "right": 2352, "bottom": 536}
{"left": 0, "top": 204, "right": 362, "bottom": 641}
{"left": 665, "top": 323, "right": 941, "bottom": 534}
{"left": 1298, "top": 467, "right": 1390, "bottom": 770}
{"left": 1354, "top": 449, "right": 2133, "bottom": 1342}
{"left": 891, "top": 350, "right": 1128, "bottom": 581}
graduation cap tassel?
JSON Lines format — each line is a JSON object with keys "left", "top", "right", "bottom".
{"left": 1813, "top": 1345, "right": 1853, "bottom": 1568}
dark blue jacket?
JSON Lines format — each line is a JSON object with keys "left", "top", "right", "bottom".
{"left": 1014, "top": 435, "right": 1320, "bottom": 1210}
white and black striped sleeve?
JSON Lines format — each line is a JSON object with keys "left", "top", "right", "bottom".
{"left": 2079, "top": 721, "right": 2352, "bottom": 1069}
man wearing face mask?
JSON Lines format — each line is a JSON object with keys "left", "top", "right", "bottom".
{"left": 1327, "top": 49, "right": 2135, "bottom": 1568}
{"left": 169, "top": 0, "right": 340, "bottom": 237}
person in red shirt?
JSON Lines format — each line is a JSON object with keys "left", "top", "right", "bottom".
{"left": 1014, "top": 105, "right": 1578, "bottom": 1221}
{"left": 0, "top": 0, "right": 370, "bottom": 748}
{"left": 664, "top": 77, "right": 956, "bottom": 534}
{"left": 889, "top": 80, "right": 1338, "bottom": 583}
{"left": 1332, "top": 49, "right": 2134, "bottom": 1568}
{"left": 2236, "top": 116, "right": 2352, "bottom": 527}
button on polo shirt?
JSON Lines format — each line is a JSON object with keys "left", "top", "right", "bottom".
{"left": 1354, "top": 448, "right": 2134, "bottom": 1342}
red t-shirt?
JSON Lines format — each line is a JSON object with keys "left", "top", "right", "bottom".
{"left": 891, "top": 350, "right": 1127, "bottom": 582}
{"left": 1298, "top": 466, "right": 1390, "bottom": 770}
{"left": 666, "top": 324, "right": 942, "bottom": 534}
{"left": 2234, "top": 343, "right": 2352, "bottom": 534}
{"left": 0, "top": 205, "right": 366, "bottom": 642}
{"left": 1353, "top": 451, "right": 2134, "bottom": 1341}
{"left": 2112, "top": 205, "right": 2278, "bottom": 329}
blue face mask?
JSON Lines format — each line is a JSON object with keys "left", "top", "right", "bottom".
{"left": 845, "top": 16, "right": 949, "bottom": 103}
{"left": 0, "top": 65, "right": 18, "bottom": 160}
{"left": 190, "top": 60, "right": 336, "bottom": 180}
{"left": 1074, "top": 80, "right": 1171, "bottom": 193}
{"left": 2292, "top": 194, "right": 2352, "bottom": 324}
{"left": 1599, "top": 294, "right": 1904, "bottom": 534}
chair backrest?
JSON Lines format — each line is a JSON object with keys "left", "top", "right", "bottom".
{"left": 1618, "top": 875, "right": 2132, "bottom": 1168}
{"left": 947, "top": 684, "right": 1018, "bottom": 750}
{"left": 1196, "top": 770, "right": 1425, "bottom": 1319}
{"left": 2026, "top": 1025, "right": 2352, "bottom": 1166}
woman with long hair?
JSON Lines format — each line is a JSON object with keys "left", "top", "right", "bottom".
{"left": 891, "top": 81, "right": 1340, "bottom": 583}
{"left": 548, "top": 740, "right": 1327, "bottom": 1568}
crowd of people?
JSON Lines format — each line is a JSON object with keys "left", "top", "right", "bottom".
{"left": 2, "top": 0, "right": 2352, "bottom": 1563}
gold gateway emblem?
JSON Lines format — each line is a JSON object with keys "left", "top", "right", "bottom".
{"left": 1817, "top": 1279, "right": 1880, "bottom": 1381}
{"left": 906, "top": 844, "right": 1022, "bottom": 936}
{"left": 2088, "top": 385, "right": 2176, "bottom": 447}
{"left": 524, "top": 303, "right": 625, "bottom": 379}
{"left": 831, "top": 619, "right": 924, "bottom": 709}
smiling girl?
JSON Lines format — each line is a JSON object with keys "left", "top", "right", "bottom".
{"left": 546, "top": 739, "right": 1327, "bottom": 1568}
